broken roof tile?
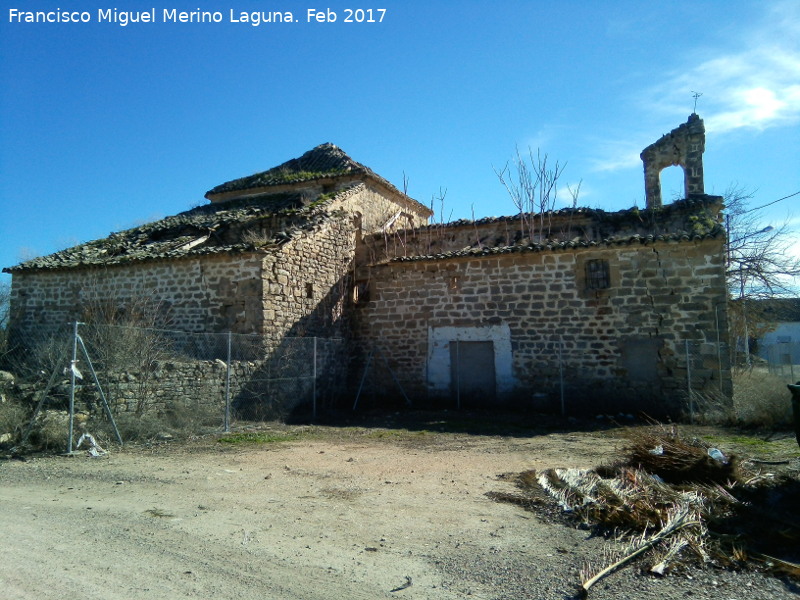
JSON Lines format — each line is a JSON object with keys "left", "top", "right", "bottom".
{"left": 388, "top": 228, "right": 725, "bottom": 264}
{"left": 4, "top": 188, "right": 347, "bottom": 274}
{"left": 208, "top": 143, "right": 391, "bottom": 197}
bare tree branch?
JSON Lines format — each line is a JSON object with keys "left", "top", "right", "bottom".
{"left": 494, "top": 146, "right": 572, "bottom": 243}
{"left": 724, "top": 184, "right": 800, "bottom": 364}
{"left": 725, "top": 183, "right": 800, "bottom": 300}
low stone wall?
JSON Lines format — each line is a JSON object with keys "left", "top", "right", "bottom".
{"left": 92, "top": 338, "right": 348, "bottom": 421}
{"left": 101, "top": 360, "right": 229, "bottom": 415}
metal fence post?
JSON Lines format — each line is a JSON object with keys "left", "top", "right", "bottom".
{"left": 76, "top": 334, "right": 123, "bottom": 446}
{"left": 455, "top": 339, "right": 461, "bottom": 410}
{"left": 224, "top": 331, "right": 232, "bottom": 432}
{"left": 715, "top": 305, "right": 724, "bottom": 393}
{"left": 312, "top": 336, "right": 317, "bottom": 420}
{"left": 67, "top": 321, "right": 80, "bottom": 453}
{"left": 559, "top": 335, "right": 565, "bottom": 417}
{"left": 685, "top": 340, "right": 694, "bottom": 424}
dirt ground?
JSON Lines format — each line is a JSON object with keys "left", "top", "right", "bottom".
{"left": 1, "top": 414, "right": 798, "bottom": 600}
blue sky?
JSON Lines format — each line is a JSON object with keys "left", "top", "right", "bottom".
{"left": 2, "top": 1, "right": 799, "bottom": 288}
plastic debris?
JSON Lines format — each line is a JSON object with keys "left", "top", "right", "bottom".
{"left": 707, "top": 447, "right": 728, "bottom": 464}
{"left": 75, "top": 433, "right": 107, "bottom": 457}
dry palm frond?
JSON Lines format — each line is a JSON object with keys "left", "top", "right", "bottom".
{"left": 650, "top": 537, "right": 690, "bottom": 575}
{"left": 624, "top": 428, "right": 739, "bottom": 485}
{"left": 581, "top": 505, "right": 701, "bottom": 594}
{"left": 488, "top": 425, "right": 800, "bottom": 593}
{"left": 537, "top": 468, "right": 597, "bottom": 511}
{"left": 537, "top": 466, "right": 685, "bottom": 533}
{"left": 753, "top": 553, "right": 800, "bottom": 578}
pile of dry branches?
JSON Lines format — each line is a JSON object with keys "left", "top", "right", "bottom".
{"left": 489, "top": 426, "right": 800, "bottom": 596}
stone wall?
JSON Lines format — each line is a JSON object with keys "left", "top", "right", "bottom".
{"left": 331, "top": 184, "right": 421, "bottom": 232}
{"left": 640, "top": 114, "right": 706, "bottom": 209}
{"left": 90, "top": 334, "right": 346, "bottom": 422}
{"left": 99, "top": 358, "right": 309, "bottom": 418}
{"left": 262, "top": 218, "right": 353, "bottom": 342}
{"left": 8, "top": 253, "right": 265, "bottom": 341}
{"left": 354, "top": 237, "right": 731, "bottom": 416}
{"left": 102, "top": 360, "right": 229, "bottom": 415}
{"left": 257, "top": 184, "right": 410, "bottom": 344}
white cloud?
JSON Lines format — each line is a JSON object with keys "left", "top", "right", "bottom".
{"left": 555, "top": 180, "right": 589, "bottom": 206}
{"left": 656, "top": 4, "right": 800, "bottom": 133}
{"left": 701, "top": 77, "right": 800, "bottom": 134}
{"left": 587, "top": 140, "right": 642, "bottom": 173}
{"left": 591, "top": 1, "right": 800, "bottom": 174}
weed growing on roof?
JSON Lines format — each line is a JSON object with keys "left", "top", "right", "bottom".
{"left": 265, "top": 168, "right": 347, "bottom": 184}
{"left": 314, "top": 191, "right": 340, "bottom": 204}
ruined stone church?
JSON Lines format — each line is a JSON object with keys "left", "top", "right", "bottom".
{"left": 5, "top": 115, "right": 731, "bottom": 416}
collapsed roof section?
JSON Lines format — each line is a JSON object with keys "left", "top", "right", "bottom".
{"left": 377, "top": 194, "right": 726, "bottom": 264}
{"left": 5, "top": 143, "right": 434, "bottom": 274}
{"left": 4, "top": 187, "right": 350, "bottom": 273}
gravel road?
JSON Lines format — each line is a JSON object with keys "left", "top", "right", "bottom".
{"left": 1, "top": 424, "right": 797, "bottom": 599}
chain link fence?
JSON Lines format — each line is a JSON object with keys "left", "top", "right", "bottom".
{"left": 2, "top": 322, "right": 347, "bottom": 449}
{"left": 730, "top": 342, "right": 797, "bottom": 428}
{"left": 0, "top": 323, "right": 800, "bottom": 443}
{"left": 682, "top": 339, "right": 734, "bottom": 424}
{"left": 760, "top": 342, "right": 800, "bottom": 382}
{"left": 422, "top": 334, "right": 733, "bottom": 421}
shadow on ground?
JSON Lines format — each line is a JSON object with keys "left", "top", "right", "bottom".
{"left": 285, "top": 407, "right": 631, "bottom": 438}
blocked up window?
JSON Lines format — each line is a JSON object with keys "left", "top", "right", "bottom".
{"left": 586, "top": 259, "right": 610, "bottom": 290}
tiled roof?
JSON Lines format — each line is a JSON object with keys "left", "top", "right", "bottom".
{"left": 390, "top": 230, "right": 726, "bottom": 263}
{"left": 387, "top": 195, "right": 725, "bottom": 263}
{"left": 415, "top": 195, "right": 723, "bottom": 231}
{"left": 4, "top": 188, "right": 350, "bottom": 273}
{"left": 206, "top": 143, "right": 400, "bottom": 198}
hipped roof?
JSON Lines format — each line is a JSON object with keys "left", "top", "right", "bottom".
{"left": 205, "top": 143, "right": 430, "bottom": 218}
